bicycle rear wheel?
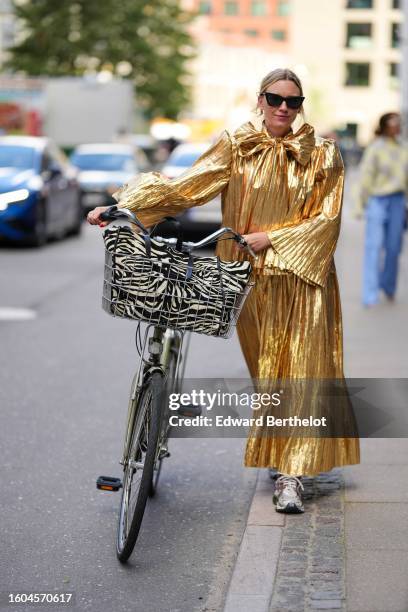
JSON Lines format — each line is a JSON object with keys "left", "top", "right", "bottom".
{"left": 116, "top": 371, "right": 164, "bottom": 562}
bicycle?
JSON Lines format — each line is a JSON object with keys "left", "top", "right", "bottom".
{"left": 95, "top": 205, "right": 255, "bottom": 563}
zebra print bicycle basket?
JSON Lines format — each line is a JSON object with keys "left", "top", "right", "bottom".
{"left": 102, "top": 225, "right": 254, "bottom": 338}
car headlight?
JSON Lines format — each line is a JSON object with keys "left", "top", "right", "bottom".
{"left": 0, "top": 189, "right": 30, "bottom": 211}
{"left": 27, "top": 176, "right": 43, "bottom": 191}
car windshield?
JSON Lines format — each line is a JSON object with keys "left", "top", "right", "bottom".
{"left": 167, "top": 150, "right": 205, "bottom": 167}
{"left": 71, "top": 153, "right": 135, "bottom": 172}
{"left": 0, "top": 145, "right": 35, "bottom": 169}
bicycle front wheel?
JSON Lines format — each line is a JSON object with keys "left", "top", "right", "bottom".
{"left": 116, "top": 371, "right": 164, "bottom": 563}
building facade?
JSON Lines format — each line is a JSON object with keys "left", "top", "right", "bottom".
{"left": 184, "top": 0, "right": 403, "bottom": 143}
{"left": 188, "top": 0, "right": 291, "bottom": 50}
{"left": 291, "top": 0, "right": 402, "bottom": 143}
{"left": 182, "top": 0, "right": 293, "bottom": 132}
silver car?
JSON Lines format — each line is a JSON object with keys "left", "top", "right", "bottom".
{"left": 70, "top": 143, "right": 141, "bottom": 213}
{"left": 161, "top": 142, "right": 222, "bottom": 236}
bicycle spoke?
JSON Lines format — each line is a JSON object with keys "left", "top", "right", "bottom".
{"left": 116, "top": 372, "right": 164, "bottom": 562}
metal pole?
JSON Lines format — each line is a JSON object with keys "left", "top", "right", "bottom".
{"left": 401, "top": 0, "right": 408, "bottom": 138}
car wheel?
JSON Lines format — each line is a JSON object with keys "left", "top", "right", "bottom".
{"left": 31, "top": 199, "right": 47, "bottom": 247}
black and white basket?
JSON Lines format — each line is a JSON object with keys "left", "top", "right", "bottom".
{"left": 102, "top": 225, "right": 254, "bottom": 338}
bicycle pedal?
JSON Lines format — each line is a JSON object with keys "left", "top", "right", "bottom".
{"left": 176, "top": 404, "right": 202, "bottom": 418}
{"left": 96, "top": 476, "right": 122, "bottom": 491}
{"left": 158, "top": 448, "right": 171, "bottom": 459}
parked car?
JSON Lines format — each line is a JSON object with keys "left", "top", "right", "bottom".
{"left": 161, "top": 142, "right": 222, "bottom": 237}
{"left": 0, "top": 136, "right": 82, "bottom": 246}
{"left": 70, "top": 144, "right": 141, "bottom": 213}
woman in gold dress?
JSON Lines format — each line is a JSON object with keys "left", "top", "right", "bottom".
{"left": 88, "top": 68, "right": 360, "bottom": 513}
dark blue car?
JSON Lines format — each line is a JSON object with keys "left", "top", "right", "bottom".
{"left": 0, "top": 136, "right": 82, "bottom": 246}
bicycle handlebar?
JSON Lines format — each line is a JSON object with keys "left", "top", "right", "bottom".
{"left": 100, "top": 205, "right": 257, "bottom": 259}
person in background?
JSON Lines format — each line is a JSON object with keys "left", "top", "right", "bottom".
{"left": 354, "top": 112, "right": 408, "bottom": 307}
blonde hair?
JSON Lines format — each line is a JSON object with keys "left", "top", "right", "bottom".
{"left": 257, "top": 68, "right": 306, "bottom": 122}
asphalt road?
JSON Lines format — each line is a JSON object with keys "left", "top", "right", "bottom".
{"left": 1, "top": 168, "right": 407, "bottom": 612}
{"left": 0, "top": 226, "right": 257, "bottom": 612}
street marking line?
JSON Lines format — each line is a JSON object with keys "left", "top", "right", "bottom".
{"left": 0, "top": 307, "right": 37, "bottom": 321}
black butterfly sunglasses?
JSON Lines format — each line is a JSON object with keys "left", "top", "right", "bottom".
{"left": 260, "top": 92, "right": 305, "bottom": 110}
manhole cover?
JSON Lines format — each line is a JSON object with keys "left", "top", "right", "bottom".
{"left": 0, "top": 307, "right": 37, "bottom": 321}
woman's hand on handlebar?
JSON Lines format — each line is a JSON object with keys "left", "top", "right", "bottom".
{"left": 87, "top": 206, "right": 110, "bottom": 227}
{"left": 239, "top": 232, "right": 271, "bottom": 254}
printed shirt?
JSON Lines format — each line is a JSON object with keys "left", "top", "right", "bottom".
{"left": 354, "top": 136, "right": 408, "bottom": 214}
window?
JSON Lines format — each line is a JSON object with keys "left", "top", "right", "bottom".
{"left": 391, "top": 23, "right": 400, "bottom": 47}
{"left": 339, "top": 123, "right": 358, "bottom": 138}
{"left": 392, "top": 0, "right": 400, "bottom": 8}
{"left": 224, "top": 1, "right": 238, "bottom": 15}
{"left": 271, "top": 30, "right": 286, "bottom": 40}
{"left": 390, "top": 62, "right": 399, "bottom": 77}
{"left": 0, "top": 145, "right": 35, "bottom": 170}
{"left": 346, "top": 0, "right": 373, "bottom": 7}
{"left": 244, "top": 29, "right": 259, "bottom": 36}
{"left": 390, "top": 62, "right": 400, "bottom": 88}
{"left": 277, "top": 0, "right": 290, "bottom": 16}
{"left": 346, "top": 23, "right": 372, "bottom": 48}
{"left": 251, "top": 0, "right": 266, "bottom": 15}
{"left": 198, "top": 1, "right": 211, "bottom": 15}
{"left": 345, "top": 62, "right": 370, "bottom": 86}
{"left": 70, "top": 153, "right": 135, "bottom": 173}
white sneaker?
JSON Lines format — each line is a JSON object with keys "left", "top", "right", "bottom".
{"left": 273, "top": 475, "right": 304, "bottom": 513}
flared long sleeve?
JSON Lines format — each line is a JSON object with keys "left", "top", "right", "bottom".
{"left": 265, "top": 140, "right": 344, "bottom": 287}
{"left": 112, "top": 131, "right": 232, "bottom": 227}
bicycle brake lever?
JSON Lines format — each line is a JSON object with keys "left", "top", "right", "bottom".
{"left": 100, "top": 205, "right": 118, "bottom": 222}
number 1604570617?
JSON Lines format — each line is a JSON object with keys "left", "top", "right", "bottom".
{"left": 7, "top": 593, "right": 73, "bottom": 605}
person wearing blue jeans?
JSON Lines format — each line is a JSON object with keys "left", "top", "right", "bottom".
{"left": 355, "top": 112, "right": 408, "bottom": 306}
{"left": 363, "top": 191, "right": 405, "bottom": 305}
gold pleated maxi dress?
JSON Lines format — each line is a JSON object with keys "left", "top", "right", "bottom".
{"left": 114, "top": 118, "right": 360, "bottom": 476}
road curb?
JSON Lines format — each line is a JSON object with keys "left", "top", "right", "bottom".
{"left": 223, "top": 470, "right": 284, "bottom": 612}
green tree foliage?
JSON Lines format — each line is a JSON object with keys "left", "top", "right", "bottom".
{"left": 6, "top": 0, "right": 196, "bottom": 119}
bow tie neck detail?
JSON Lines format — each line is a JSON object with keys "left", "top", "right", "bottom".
{"left": 235, "top": 121, "right": 316, "bottom": 166}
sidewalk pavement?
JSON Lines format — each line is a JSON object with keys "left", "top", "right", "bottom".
{"left": 222, "top": 190, "right": 408, "bottom": 612}
{"left": 223, "top": 441, "right": 408, "bottom": 612}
